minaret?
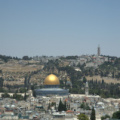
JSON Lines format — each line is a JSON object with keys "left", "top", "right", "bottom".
{"left": 85, "top": 82, "right": 89, "bottom": 96}
{"left": 97, "top": 45, "right": 100, "bottom": 56}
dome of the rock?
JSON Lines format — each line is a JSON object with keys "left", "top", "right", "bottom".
{"left": 44, "top": 74, "right": 60, "bottom": 85}
{"left": 35, "top": 74, "right": 69, "bottom": 96}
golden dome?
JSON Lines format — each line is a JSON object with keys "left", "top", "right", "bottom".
{"left": 44, "top": 74, "right": 60, "bottom": 85}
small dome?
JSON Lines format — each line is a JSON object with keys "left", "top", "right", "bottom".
{"left": 44, "top": 74, "right": 60, "bottom": 85}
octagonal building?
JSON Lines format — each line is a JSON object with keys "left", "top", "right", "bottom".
{"left": 35, "top": 74, "right": 69, "bottom": 96}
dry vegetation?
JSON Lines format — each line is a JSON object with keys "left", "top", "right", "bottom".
{"left": 0, "top": 60, "right": 43, "bottom": 72}
{"left": 0, "top": 60, "right": 44, "bottom": 86}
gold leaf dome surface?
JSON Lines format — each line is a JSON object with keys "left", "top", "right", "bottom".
{"left": 44, "top": 74, "right": 60, "bottom": 85}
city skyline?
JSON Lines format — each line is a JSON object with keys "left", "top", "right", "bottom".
{"left": 0, "top": 1, "right": 120, "bottom": 58}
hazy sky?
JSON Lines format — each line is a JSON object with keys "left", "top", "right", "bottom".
{"left": 0, "top": 0, "right": 120, "bottom": 58}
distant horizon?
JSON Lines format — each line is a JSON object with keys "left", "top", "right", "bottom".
{"left": 0, "top": 1, "right": 120, "bottom": 58}
{"left": 0, "top": 52, "right": 119, "bottom": 59}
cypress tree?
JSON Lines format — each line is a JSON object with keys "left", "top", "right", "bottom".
{"left": 58, "top": 99, "right": 63, "bottom": 112}
{"left": 24, "top": 92, "right": 27, "bottom": 101}
{"left": 90, "top": 107, "right": 95, "bottom": 120}
{"left": 48, "top": 103, "right": 51, "bottom": 110}
{"left": 33, "top": 90, "right": 36, "bottom": 97}
{"left": 64, "top": 101, "right": 67, "bottom": 111}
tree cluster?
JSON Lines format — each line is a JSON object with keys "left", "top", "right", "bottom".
{"left": 101, "top": 111, "right": 120, "bottom": 120}
{"left": 48, "top": 102, "right": 56, "bottom": 110}
{"left": 58, "top": 99, "right": 67, "bottom": 112}
{"left": 112, "top": 111, "right": 120, "bottom": 119}
{"left": 22, "top": 56, "right": 32, "bottom": 60}
{"left": 77, "top": 114, "right": 89, "bottom": 120}
{"left": 89, "top": 80, "right": 120, "bottom": 98}
{"left": 0, "top": 54, "right": 20, "bottom": 62}
{"left": 1, "top": 92, "right": 28, "bottom": 101}
{"left": 101, "top": 114, "right": 110, "bottom": 120}
{"left": 80, "top": 102, "right": 90, "bottom": 110}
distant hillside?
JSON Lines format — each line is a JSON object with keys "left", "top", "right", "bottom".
{"left": 86, "top": 75, "right": 120, "bottom": 84}
{"left": 0, "top": 54, "right": 20, "bottom": 62}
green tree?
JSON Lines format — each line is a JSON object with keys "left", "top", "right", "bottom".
{"left": 90, "top": 107, "right": 95, "bottom": 120}
{"left": 101, "top": 114, "right": 110, "bottom": 120}
{"left": 48, "top": 103, "right": 51, "bottom": 110}
{"left": 24, "top": 92, "right": 27, "bottom": 101}
{"left": 22, "top": 56, "right": 31, "bottom": 60}
{"left": 2, "top": 92, "right": 10, "bottom": 98}
{"left": 13, "top": 93, "right": 24, "bottom": 100}
{"left": 33, "top": 90, "right": 36, "bottom": 97}
{"left": 77, "top": 114, "right": 89, "bottom": 120}
{"left": 19, "top": 88, "right": 27, "bottom": 93}
{"left": 112, "top": 111, "right": 120, "bottom": 119}
{"left": 83, "top": 77, "right": 87, "bottom": 83}
{"left": 0, "top": 70, "right": 2, "bottom": 73}
{"left": 58, "top": 100, "right": 67, "bottom": 111}
{"left": 80, "top": 102, "right": 86, "bottom": 110}
{"left": 85, "top": 103, "right": 90, "bottom": 110}
{"left": 0, "top": 77, "right": 4, "bottom": 87}
{"left": 58, "top": 99, "right": 64, "bottom": 112}
{"left": 63, "top": 101, "right": 67, "bottom": 111}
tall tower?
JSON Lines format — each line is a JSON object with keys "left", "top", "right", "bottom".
{"left": 97, "top": 45, "right": 100, "bottom": 56}
{"left": 85, "top": 82, "right": 89, "bottom": 96}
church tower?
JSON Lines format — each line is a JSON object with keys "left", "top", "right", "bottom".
{"left": 97, "top": 45, "right": 100, "bottom": 56}
{"left": 85, "top": 82, "right": 89, "bottom": 96}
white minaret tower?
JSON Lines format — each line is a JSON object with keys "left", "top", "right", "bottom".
{"left": 85, "top": 82, "right": 89, "bottom": 96}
